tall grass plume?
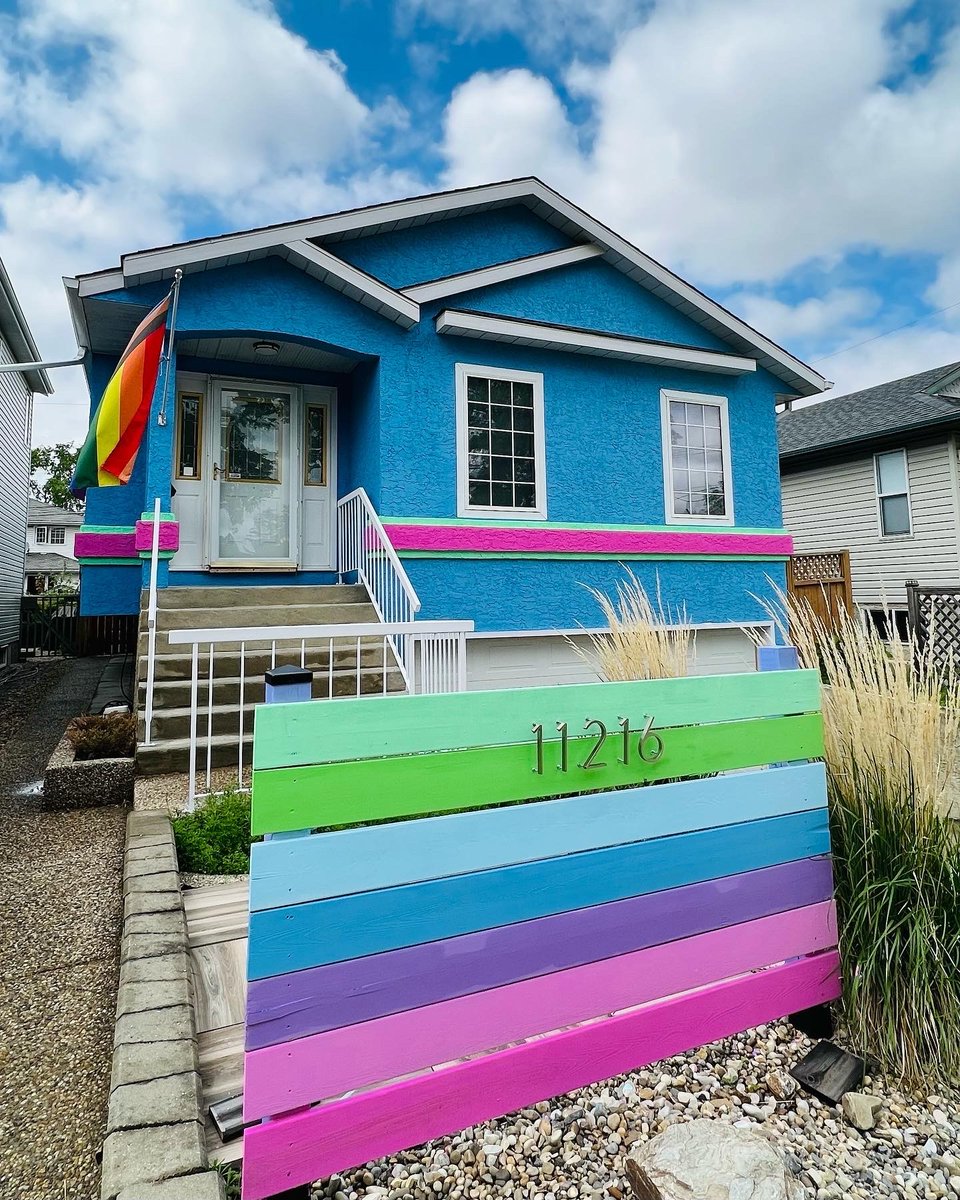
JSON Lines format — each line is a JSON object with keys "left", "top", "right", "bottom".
{"left": 574, "top": 570, "right": 691, "bottom": 681}
{"left": 768, "top": 591, "right": 960, "bottom": 1084}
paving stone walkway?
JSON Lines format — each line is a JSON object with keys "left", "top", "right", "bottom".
{"left": 0, "top": 658, "right": 127, "bottom": 1200}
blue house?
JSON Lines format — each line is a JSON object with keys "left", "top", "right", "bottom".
{"left": 65, "top": 179, "right": 825, "bottom": 770}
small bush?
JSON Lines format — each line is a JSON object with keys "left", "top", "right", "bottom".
{"left": 66, "top": 714, "right": 136, "bottom": 760}
{"left": 173, "top": 790, "right": 257, "bottom": 875}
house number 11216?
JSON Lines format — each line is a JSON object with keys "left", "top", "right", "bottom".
{"left": 530, "top": 716, "right": 664, "bottom": 774}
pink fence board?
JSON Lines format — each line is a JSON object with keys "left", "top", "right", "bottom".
{"left": 244, "top": 900, "right": 837, "bottom": 1120}
{"left": 242, "top": 951, "right": 840, "bottom": 1199}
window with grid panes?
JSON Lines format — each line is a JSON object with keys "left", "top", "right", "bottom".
{"left": 464, "top": 374, "right": 539, "bottom": 511}
{"left": 49, "top": 527, "right": 65, "bottom": 545}
{"left": 666, "top": 397, "right": 730, "bottom": 519}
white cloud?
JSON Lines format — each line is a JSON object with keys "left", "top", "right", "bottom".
{"left": 441, "top": 0, "right": 960, "bottom": 287}
{"left": 399, "top": 0, "right": 649, "bottom": 58}
{"left": 726, "top": 288, "right": 881, "bottom": 347}
{"left": 804, "top": 325, "right": 960, "bottom": 400}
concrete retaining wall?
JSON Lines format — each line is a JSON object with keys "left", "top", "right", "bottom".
{"left": 101, "top": 810, "right": 224, "bottom": 1200}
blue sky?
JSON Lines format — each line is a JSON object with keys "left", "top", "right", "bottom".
{"left": 1, "top": 0, "right": 960, "bottom": 444}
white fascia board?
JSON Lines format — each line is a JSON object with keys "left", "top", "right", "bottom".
{"left": 519, "top": 181, "right": 828, "bottom": 397}
{"left": 403, "top": 244, "right": 604, "bottom": 304}
{"left": 436, "top": 309, "right": 758, "bottom": 375}
{"left": 62, "top": 278, "right": 91, "bottom": 354}
{"left": 77, "top": 270, "right": 126, "bottom": 299}
{"left": 118, "top": 179, "right": 541, "bottom": 280}
{"left": 283, "top": 240, "right": 419, "bottom": 329}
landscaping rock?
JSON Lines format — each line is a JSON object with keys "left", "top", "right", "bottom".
{"left": 842, "top": 1091, "right": 883, "bottom": 1131}
{"left": 110, "top": 1039, "right": 198, "bottom": 1090}
{"left": 116, "top": 1173, "right": 225, "bottom": 1200}
{"left": 100, "top": 1121, "right": 206, "bottom": 1199}
{"left": 114, "top": 1003, "right": 194, "bottom": 1045}
{"left": 107, "top": 1071, "right": 204, "bottom": 1133}
{"left": 625, "top": 1119, "right": 805, "bottom": 1199}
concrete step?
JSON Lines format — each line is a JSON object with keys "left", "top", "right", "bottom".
{"left": 152, "top": 601, "right": 378, "bottom": 633}
{"left": 145, "top": 583, "right": 368, "bottom": 610}
{"left": 138, "top": 639, "right": 395, "bottom": 682}
{"left": 140, "top": 671, "right": 406, "bottom": 740}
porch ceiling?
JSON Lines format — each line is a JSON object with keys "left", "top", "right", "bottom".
{"left": 177, "top": 336, "right": 357, "bottom": 373}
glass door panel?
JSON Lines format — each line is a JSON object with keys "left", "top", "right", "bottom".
{"left": 214, "top": 387, "right": 295, "bottom": 563}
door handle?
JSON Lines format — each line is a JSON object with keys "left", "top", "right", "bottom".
{"left": 213, "top": 463, "right": 221, "bottom": 480}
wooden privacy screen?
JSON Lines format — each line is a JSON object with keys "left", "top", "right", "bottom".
{"left": 242, "top": 671, "right": 840, "bottom": 1200}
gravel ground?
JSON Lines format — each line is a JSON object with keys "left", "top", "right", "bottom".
{"left": 0, "top": 658, "right": 126, "bottom": 1200}
{"left": 311, "top": 1021, "right": 960, "bottom": 1200}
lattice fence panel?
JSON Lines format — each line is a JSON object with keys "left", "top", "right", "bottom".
{"left": 907, "top": 585, "right": 960, "bottom": 673}
{"left": 791, "top": 553, "right": 847, "bottom": 584}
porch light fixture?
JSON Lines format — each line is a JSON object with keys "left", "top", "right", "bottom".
{"left": 253, "top": 340, "right": 281, "bottom": 358}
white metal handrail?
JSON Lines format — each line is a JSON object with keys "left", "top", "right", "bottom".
{"left": 337, "top": 488, "right": 421, "bottom": 685}
{"left": 142, "top": 496, "right": 162, "bottom": 746}
{"left": 169, "top": 618, "right": 473, "bottom": 809}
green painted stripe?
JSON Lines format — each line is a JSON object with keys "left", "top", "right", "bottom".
{"left": 251, "top": 712, "right": 824, "bottom": 835}
{"left": 137, "top": 551, "right": 175, "bottom": 560}
{"left": 78, "top": 524, "right": 136, "bottom": 534}
{"left": 139, "top": 511, "right": 177, "bottom": 522}
{"left": 381, "top": 516, "right": 788, "bottom": 536}
{"left": 396, "top": 551, "right": 789, "bottom": 561}
{"left": 77, "top": 557, "right": 140, "bottom": 567}
{"left": 253, "top": 670, "right": 821, "bottom": 771}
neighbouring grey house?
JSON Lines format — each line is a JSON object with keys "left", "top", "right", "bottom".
{"left": 0, "top": 259, "right": 52, "bottom": 668}
{"left": 24, "top": 499, "right": 82, "bottom": 595}
{"left": 779, "top": 361, "right": 960, "bottom": 637}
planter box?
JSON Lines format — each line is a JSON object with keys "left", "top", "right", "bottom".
{"left": 43, "top": 733, "right": 135, "bottom": 810}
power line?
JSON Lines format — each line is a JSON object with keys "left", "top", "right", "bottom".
{"left": 813, "top": 297, "right": 960, "bottom": 364}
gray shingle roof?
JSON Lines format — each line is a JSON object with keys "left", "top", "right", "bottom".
{"left": 25, "top": 552, "right": 78, "bottom": 573}
{"left": 778, "top": 361, "right": 960, "bottom": 461}
{"left": 27, "top": 499, "right": 84, "bottom": 526}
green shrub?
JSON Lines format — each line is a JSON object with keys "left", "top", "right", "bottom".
{"left": 66, "top": 714, "right": 136, "bottom": 760}
{"left": 173, "top": 790, "right": 258, "bottom": 875}
{"left": 214, "top": 1162, "right": 241, "bottom": 1200}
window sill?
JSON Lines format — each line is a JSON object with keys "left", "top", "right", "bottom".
{"left": 457, "top": 507, "right": 548, "bottom": 521}
{"left": 663, "top": 513, "right": 735, "bottom": 527}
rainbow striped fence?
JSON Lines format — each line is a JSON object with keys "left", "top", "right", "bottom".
{"left": 241, "top": 670, "right": 840, "bottom": 1200}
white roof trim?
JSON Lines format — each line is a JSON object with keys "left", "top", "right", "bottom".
{"left": 435, "top": 309, "right": 758, "bottom": 376}
{"left": 282, "top": 240, "right": 419, "bottom": 329}
{"left": 403, "top": 244, "right": 604, "bottom": 304}
{"left": 78, "top": 269, "right": 125, "bottom": 299}
{"left": 75, "top": 177, "right": 825, "bottom": 395}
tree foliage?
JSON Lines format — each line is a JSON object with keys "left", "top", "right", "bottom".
{"left": 30, "top": 443, "right": 83, "bottom": 511}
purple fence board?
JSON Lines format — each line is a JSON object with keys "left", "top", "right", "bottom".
{"left": 246, "top": 854, "right": 834, "bottom": 1049}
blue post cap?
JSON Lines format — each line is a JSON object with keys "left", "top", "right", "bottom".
{"left": 265, "top": 665, "right": 314, "bottom": 686}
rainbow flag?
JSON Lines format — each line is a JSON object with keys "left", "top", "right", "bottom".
{"left": 70, "top": 291, "right": 171, "bottom": 497}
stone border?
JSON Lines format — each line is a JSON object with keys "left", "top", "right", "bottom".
{"left": 44, "top": 732, "right": 135, "bottom": 810}
{"left": 101, "top": 810, "right": 225, "bottom": 1200}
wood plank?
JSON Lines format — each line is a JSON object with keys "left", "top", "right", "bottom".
{"left": 183, "top": 880, "right": 249, "bottom": 949}
{"left": 251, "top": 712, "right": 824, "bottom": 834}
{"left": 247, "top": 808, "right": 830, "bottom": 980}
{"left": 249, "top": 761, "right": 826, "bottom": 910}
{"left": 246, "top": 856, "right": 835, "bottom": 1049}
{"left": 192, "top": 939, "right": 247, "bottom": 1034}
{"left": 244, "top": 900, "right": 837, "bottom": 1118}
{"left": 240, "top": 952, "right": 841, "bottom": 1200}
{"left": 252, "top": 670, "right": 822, "bottom": 770}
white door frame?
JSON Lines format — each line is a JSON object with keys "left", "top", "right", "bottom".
{"left": 205, "top": 376, "right": 301, "bottom": 570}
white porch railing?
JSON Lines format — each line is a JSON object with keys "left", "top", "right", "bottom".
{"left": 169, "top": 618, "right": 473, "bottom": 809}
{"left": 142, "top": 496, "right": 163, "bottom": 746}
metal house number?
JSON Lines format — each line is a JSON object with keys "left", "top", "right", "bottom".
{"left": 531, "top": 715, "right": 664, "bottom": 774}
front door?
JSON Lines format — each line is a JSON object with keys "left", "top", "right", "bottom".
{"left": 208, "top": 383, "right": 299, "bottom": 568}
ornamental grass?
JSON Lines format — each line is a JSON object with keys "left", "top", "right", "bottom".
{"left": 575, "top": 569, "right": 692, "bottom": 681}
{"left": 770, "top": 592, "right": 960, "bottom": 1084}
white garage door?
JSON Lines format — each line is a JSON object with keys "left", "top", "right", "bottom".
{"left": 465, "top": 627, "right": 764, "bottom": 691}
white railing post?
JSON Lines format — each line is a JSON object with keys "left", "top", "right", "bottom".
{"left": 143, "top": 496, "right": 162, "bottom": 746}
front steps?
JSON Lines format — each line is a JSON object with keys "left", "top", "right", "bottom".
{"left": 136, "top": 583, "right": 406, "bottom": 775}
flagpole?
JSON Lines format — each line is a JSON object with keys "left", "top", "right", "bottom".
{"left": 156, "top": 268, "right": 183, "bottom": 427}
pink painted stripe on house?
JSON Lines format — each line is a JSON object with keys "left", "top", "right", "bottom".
{"left": 134, "top": 520, "right": 180, "bottom": 552}
{"left": 243, "top": 900, "right": 837, "bottom": 1120}
{"left": 382, "top": 523, "right": 794, "bottom": 557}
{"left": 240, "top": 950, "right": 841, "bottom": 1200}
{"left": 74, "top": 532, "right": 137, "bottom": 559}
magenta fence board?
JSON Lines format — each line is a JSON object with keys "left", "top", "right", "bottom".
{"left": 245, "top": 854, "right": 835, "bottom": 1050}
{"left": 244, "top": 900, "right": 837, "bottom": 1120}
{"left": 242, "top": 951, "right": 840, "bottom": 1200}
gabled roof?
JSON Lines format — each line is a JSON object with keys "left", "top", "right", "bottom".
{"left": 778, "top": 361, "right": 960, "bottom": 464}
{"left": 0, "top": 258, "right": 52, "bottom": 395}
{"left": 28, "top": 500, "right": 84, "bottom": 526}
{"left": 67, "top": 178, "right": 827, "bottom": 397}
{"left": 25, "top": 552, "right": 78, "bottom": 574}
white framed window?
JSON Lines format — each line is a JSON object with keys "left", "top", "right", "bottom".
{"left": 456, "top": 363, "right": 546, "bottom": 519}
{"left": 34, "top": 526, "right": 47, "bottom": 544}
{"left": 49, "top": 527, "right": 65, "bottom": 545}
{"left": 874, "top": 449, "right": 911, "bottom": 536}
{"left": 661, "top": 389, "right": 734, "bottom": 524}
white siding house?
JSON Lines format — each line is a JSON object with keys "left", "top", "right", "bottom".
{"left": 779, "top": 362, "right": 960, "bottom": 627}
{"left": 0, "top": 260, "right": 52, "bottom": 668}
{"left": 25, "top": 500, "right": 82, "bottom": 594}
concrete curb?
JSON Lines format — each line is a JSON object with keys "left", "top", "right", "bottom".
{"left": 101, "top": 810, "right": 225, "bottom": 1200}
